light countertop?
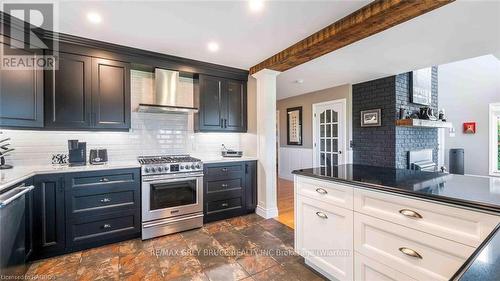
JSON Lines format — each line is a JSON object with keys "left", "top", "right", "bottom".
{"left": 0, "top": 156, "right": 258, "bottom": 192}
{"left": 0, "top": 161, "right": 140, "bottom": 192}
{"left": 196, "top": 155, "right": 258, "bottom": 164}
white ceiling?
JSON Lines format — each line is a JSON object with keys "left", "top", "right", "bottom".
{"left": 52, "top": 0, "right": 369, "bottom": 70}
{"left": 276, "top": 0, "right": 500, "bottom": 100}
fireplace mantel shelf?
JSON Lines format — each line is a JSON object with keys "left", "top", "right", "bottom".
{"left": 396, "top": 119, "right": 453, "bottom": 128}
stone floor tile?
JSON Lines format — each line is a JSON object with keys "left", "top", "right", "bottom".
{"left": 203, "top": 262, "right": 250, "bottom": 281}
{"left": 236, "top": 254, "right": 278, "bottom": 275}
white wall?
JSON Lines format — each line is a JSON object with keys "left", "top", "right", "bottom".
{"left": 439, "top": 55, "right": 500, "bottom": 176}
{"left": 2, "top": 70, "right": 254, "bottom": 166}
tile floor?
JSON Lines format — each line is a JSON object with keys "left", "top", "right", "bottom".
{"left": 26, "top": 214, "right": 326, "bottom": 281}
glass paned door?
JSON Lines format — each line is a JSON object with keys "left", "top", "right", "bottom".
{"left": 318, "top": 109, "right": 339, "bottom": 168}
{"left": 314, "top": 101, "right": 345, "bottom": 169}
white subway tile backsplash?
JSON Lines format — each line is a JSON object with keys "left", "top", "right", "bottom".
{"left": 1, "top": 70, "right": 247, "bottom": 166}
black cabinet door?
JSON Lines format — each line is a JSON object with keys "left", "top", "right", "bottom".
{"left": 0, "top": 44, "right": 43, "bottom": 128}
{"left": 33, "top": 174, "right": 65, "bottom": 259}
{"left": 196, "top": 75, "right": 223, "bottom": 131}
{"left": 44, "top": 52, "right": 92, "bottom": 129}
{"left": 91, "top": 58, "right": 131, "bottom": 130}
{"left": 223, "top": 79, "right": 247, "bottom": 132}
{"left": 244, "top": 161, "right": 257, "bottom": 213}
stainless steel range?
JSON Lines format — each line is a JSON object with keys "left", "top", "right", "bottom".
{"left": 138, "top": 155, "right": 204, "bottom": 240}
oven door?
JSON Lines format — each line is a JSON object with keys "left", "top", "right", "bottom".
{"left": 142, "top": 175, "right": 203, "bottom": 222}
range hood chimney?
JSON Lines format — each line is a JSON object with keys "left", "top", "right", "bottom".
{"left": 138, "top": 68, "right": 198, "bottom": 114}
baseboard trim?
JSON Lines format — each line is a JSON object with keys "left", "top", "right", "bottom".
{"left": 255, "top": 205, "right": 279, "bottom": 219}
{"left": 304, "top": 259, "right": 335, "bottom": 281}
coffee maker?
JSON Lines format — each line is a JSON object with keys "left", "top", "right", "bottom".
{"left": 68, "top": 140, "right": 86, "bottom": 166}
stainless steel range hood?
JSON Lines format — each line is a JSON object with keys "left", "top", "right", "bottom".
{"left": 138, "top": 68, "right": 198, "bottom": 114}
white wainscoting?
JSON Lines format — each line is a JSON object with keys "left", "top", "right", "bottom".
{"left": 279, "top": 147, "right": 313, "bottom": 181}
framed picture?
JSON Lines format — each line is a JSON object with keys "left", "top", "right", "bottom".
{"left": 463, "top": 122, "right": 476, "bottom": 134}
{"left": 287, "top": 107, "right": 303, "bottom": 145}
{"left": 410, "top": 67, "right": 432, "bottom": 106}
{"left": 361, "top": 109, "right": 381, "bottom": 127}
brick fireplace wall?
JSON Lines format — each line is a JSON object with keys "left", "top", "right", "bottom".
{"left": 352, "top": 67, "right": 439, "bottom": 169}
{"left": 352, "top": 76, "right": 397, "bottom": 167}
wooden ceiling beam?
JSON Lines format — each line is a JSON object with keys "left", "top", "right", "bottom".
{"left": 249, "top": 0, "right": 454, "bottom": 74}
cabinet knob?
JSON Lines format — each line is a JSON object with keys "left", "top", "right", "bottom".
{"left": 221, "top": 168, "right": 228, "bottom": 172}
{"left": 398, "top": 247, "right": 423, "bottom": 259}
{"left": 315, "top": 188, "right": 328, "bottom": 195}
{"left": 221, "top": 203, "right": 229, "bottom": 207}
{"left": 221, "top": 184, "right": 228, "bottom": 188}
{"left": 100, "top": 178, "right": 110, "bottom": 182}
{"left": 100, "top": 198, "right": 111, "bottom": 203}
{"left": 399, "top": 209, "right": 422, "bottom": 219}
{"left": 102, "top": 224, "right": 112, "bottom": 229}
{"left": 316, "top": 212, "right": 328, "bottom": 219}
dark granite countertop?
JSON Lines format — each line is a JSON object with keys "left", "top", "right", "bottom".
{"left": 292, "top": 164, "right": 500, "bottom": 213}
{"left": 292, "top": 164, "right": 500, "bottom": 281}
{"left": 451, "top": 223, "right": 500, "bottom": 281}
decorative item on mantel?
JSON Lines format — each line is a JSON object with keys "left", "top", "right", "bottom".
{"left": 0, "top": 132, "right": 14, "bottom": 169}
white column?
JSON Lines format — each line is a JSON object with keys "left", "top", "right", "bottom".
{"left": 252, "top": 69, "right": 280, "bottom": 219}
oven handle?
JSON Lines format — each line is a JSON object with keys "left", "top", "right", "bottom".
{"left": 144, "top": 176, "right": 203, "bottom": 184}
{"left": 143, "top": 213, "right": 204, "bottom": 229}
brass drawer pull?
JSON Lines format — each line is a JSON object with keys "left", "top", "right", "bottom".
{"left": 103, "top": 224, "right": 112, "bottom": 229}
{"left": 100, "top": 198, "right": 111, "bottom": 203}
{"left": 100, "top": 178, "right": 110, "bottom": 182}
{"left": 399, "top": 209, "right": 423, "bottom": 219}
{"left": 221, "top": 203, "right": 229, "bottom": 207}
{"left": 316, "top": 212, "right": 328, "bottom": 219}
{"left": 399, "top": 247, "right": 423, "bottom": 259}
{"left": 315, "top": 188, "right": 328, "bottom": 195}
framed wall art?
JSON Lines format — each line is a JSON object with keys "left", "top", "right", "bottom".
{"left": 361, "top": 109, "right": 382, "bottom": 127}
{"left": 287, "top": 107, "right": 303, "bottom": 145}
{"left": 410, "top": 67, "right": 432, "bottom": 106}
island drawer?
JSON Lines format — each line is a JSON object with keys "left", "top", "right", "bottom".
{"left": 296, "top": 176, "right": 353, "bottom": 210}
{"left": 354, "top": 252, "right": 417, "bottom": 281}
{"left": 354, "top": 212, "right": 475, "bottom": 281}
{"left": 353, "top": 188, "right": 500, "bottom": 247}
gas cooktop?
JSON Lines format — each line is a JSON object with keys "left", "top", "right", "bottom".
{"left": 137, "top": 155, "right": 203, "bottom": 175}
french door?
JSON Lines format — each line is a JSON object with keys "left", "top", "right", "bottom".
{"left": 313, "top": 100, "right": 346, "bottom": 168}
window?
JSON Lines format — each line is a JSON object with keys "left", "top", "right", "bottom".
{"left": 490, "top": 103, "right": 500, "bottom": 176}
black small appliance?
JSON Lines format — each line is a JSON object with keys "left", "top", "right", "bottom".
{"left": 68, "top": 140, "right": 86, "bottom": 166}
{"left": 89, "top": 149, "right": 108, "bottom": 165}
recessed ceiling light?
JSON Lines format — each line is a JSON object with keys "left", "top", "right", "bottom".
{"left": 207, "top": 41, "right": 219, "bottom": 52}
{"left": 249, "top": 0, "right": 264, "bottom": 12}
{"left": 87, "top": 12, "right": 102, "bottom": 24}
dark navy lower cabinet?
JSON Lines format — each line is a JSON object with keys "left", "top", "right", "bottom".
{"left": 31, "top": 168, "right": 141, "bottom": 260}
{"left": 203, "top": 161, "right": 257, "bottom": 223}
{"left": 32, "top": 174, "right": 66, "bottom": 260}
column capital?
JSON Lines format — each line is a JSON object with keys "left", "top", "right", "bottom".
{"left": 251, "top": 69, "right": 281, "bottom": 80}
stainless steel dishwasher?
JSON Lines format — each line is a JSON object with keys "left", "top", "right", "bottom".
{"left": 0, "top": 184, "right": 34, "bottom": 277}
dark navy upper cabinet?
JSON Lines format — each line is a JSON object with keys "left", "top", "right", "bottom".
{"left": 44, "top": 52, "right": 92, "bottom": 129}
{"left": 0, "top": 42, "right": 44, "bottom": 128}
{"left": 44, "top": 53, "right": 130, "bottom": 131}
{"left": 91, "top": 58, "right": 131, "bottom": 130}
{"left": 32, "top": 174, "right": 66, "bottom": 259}
{"left": 195, "top": 75, "right": 247, "bottom": 133}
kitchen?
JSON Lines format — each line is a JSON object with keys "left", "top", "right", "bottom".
{"left": 1, "top": 1, "right": 500, "bottom": 281}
